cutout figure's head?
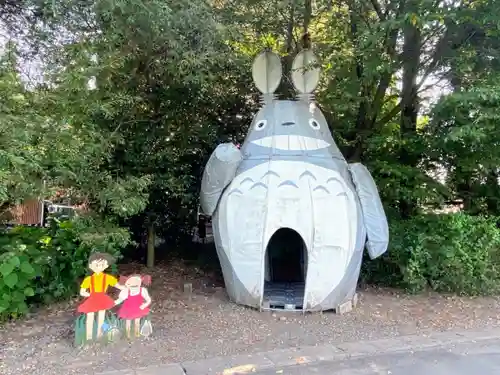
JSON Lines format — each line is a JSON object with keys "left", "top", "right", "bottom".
{"left": 88, "top": 252, "right": 115, "bottom": 273}
{"left": 241, "top": 50, "right": 343, "bottom": 160}
{"left": 119, "top": 274, "right": 152, "bottom": 289}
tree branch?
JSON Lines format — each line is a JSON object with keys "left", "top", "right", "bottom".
{"left": 375, "top": 102, "right": 402, "bottom": 128}
{"left": 369, "top": 1, "right": 406, "bottom": 126}
{"left": 369, "top": 0, "right": 385, "bottom": 20}
{"left": 416, "top": 6, "right": 476, "bottom": 92}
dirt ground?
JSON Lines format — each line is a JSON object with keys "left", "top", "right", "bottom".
{"left": 1, "top": 260, "right": 500, "bottom": 375}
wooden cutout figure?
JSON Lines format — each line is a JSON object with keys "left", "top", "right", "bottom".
{"left": 114, "top": 274, "right": 152, "bottom": 338}
{"left": 77, "top": 252, "right": 123, "bottom": 341}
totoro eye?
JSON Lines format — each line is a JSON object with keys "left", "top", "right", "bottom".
{"left": 309, "top": 118, "right": 320, "bottom": 130}
{"left": 254, "top": 120, "right": 267, "bottom": 131}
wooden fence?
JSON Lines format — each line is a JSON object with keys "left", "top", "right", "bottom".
{"left": 8, "top": 199, "right": 43, "bottom": 226}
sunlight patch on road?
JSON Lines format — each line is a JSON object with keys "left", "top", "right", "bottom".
{"left": 222, "top": 364, "right": 256, "bottom": 375}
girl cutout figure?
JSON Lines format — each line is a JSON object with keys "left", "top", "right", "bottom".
{"left": 78, "top": 252, "right": 124, "bottom": 341}
{"left": 114, "top": 274, "right": 152, "bottom": 338}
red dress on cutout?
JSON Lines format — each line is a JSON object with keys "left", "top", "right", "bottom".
{"left": 77, "top": 274, "right": 115, "bottom": 313}
{"left": 117, "top": 288, "right": 150, "bottom": 320}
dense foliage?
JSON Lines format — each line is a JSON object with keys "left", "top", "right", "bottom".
{"left": 362, "top": 213, "right": 500, "bottom": 295}
{"left": 0, "top": 217, "right": 129, "bottom": 319}
{"left": 1, "top": 0, "right": 500, "bottom": 317}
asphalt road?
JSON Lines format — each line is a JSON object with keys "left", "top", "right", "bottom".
{"left": 252, "top": 340, "right": 500, "bottom": 375}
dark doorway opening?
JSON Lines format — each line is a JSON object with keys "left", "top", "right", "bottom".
{"left": 263, "top": 228, "right": 307, "bottom": 310}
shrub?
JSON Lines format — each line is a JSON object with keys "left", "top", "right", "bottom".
{"left": 361, "top": 213, "right": 500, "bottom": 295}
{"left": 0, "top": 216, "right": 130, "bottom": 319}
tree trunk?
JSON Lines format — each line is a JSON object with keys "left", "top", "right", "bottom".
{"left": 348, "top": 4, "right": 368, "bottom": 162}
{"left": 146, "top": 223, "right": 155, "bottom": 268}
{"left": 303, "top": 0, "right": 312, "bottom": 33}
{"left": 277, "top": 4, "right": 296, "bottom": 98}
{"left": 348, "top": 0, "right": 400, "bottom": 161}
{"left": 399, "top": 11, "right": 421, "bottom": 218}
{"left": 485, "top": 170, "right": 500, "bottom": 214}
{"left": 457, "top": 178, "right": 473, "bottom": 212}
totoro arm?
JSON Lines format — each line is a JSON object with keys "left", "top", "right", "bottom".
{"left": 348, "top": 162, "right": 389, "bottom": 259}
{"left": 200, "top": 143, "right": 243, "bottom": 216}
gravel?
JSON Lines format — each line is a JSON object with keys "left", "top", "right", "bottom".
{"left": 1, "top": 262, "right": 500, "bottom": 375}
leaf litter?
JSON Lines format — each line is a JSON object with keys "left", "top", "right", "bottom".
{"left": 1, "top": 260, "right": 500, "bottom": 375}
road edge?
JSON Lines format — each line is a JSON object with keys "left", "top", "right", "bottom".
{"left": 97, "top": 327, "right": 500, "bottom": 375}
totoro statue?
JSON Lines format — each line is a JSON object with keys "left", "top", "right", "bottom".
{"left": 199, "top": 49, "right": 389, "bottom": 312}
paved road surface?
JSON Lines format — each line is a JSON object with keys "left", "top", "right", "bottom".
{"left": 252, "top": 340, "right": 500, "bottom": 375}
{"left": 94, "top": 329, "right": 500, "bottom": 375}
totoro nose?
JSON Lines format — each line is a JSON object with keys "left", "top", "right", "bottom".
{"left": 282, "top": 121, "right": 295, "bottom": 126}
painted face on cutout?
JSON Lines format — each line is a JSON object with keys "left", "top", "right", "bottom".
{"left": 89, "top": 259, "right": 109, "bottom": 273}
{"left": 125, "top": 275, "right": 142, "bottom": 288}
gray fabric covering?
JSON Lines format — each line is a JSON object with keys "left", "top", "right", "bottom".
{"left": 199, "top": 50, "right": 389, "bottom": 311}
{"left": 348, "top": 163, "right": 390, "bottom": 259}
{"left": 200, "top": 143, "right": 242, "bottom": 216}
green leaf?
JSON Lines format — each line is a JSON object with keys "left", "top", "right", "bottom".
{"left": 20, "top": 261, "right": 35, "bottom": 275}
{"left": 0, "top": 262, "right": 14, "bottom": 277}
{"left": 24, "top": 287, "right": 35, "bottom": 297}
{"left": 12, "top": 290, "right": 24, "bottom": 302}
{"left": 9, "top": 256, "right": 21, "bottom": 267}
{"left": 15, "top": 301, "right": 28, "bottom": 314}
{"left": 16, "top": 277, "right": 28, "bottom": 288}
{"left": 4, "top": 273, "right": 19, "bottom": 288}
{"left": 0, "top": 299, "right": 8, "bottom": 313}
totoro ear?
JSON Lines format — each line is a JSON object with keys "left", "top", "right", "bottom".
{"left": 291, "top": 49, "right": 321, "bottom": 95}
{"left": 252, "top": 50, "right": 282, "bottom": 96}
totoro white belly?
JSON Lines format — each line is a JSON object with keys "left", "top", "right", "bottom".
{"left": 214, "top": 160, "right": 361, "bottom": 307}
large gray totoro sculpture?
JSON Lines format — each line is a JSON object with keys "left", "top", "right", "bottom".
{"left": 200, "top": 49, "right": 389, "bottom": 312}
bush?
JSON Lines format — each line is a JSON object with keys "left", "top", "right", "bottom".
{"left": 361, "top": 213, "right": 500, "bottom": 295}
{"left": 0, "top": 216, "right": 130, "bottom": 319}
